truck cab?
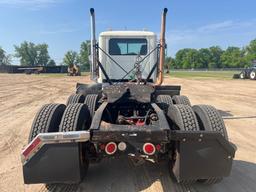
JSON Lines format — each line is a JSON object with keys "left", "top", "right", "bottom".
{"left": 98, "top": 31, "right": 157, "bottom": 83}
{"left": 97, "top": 31, "right": 157, "bottom": 83}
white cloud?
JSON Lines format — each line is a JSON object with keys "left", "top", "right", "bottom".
{"left": 198, "top": 21, "right": 234, "bottom": 32}
{"left": 0, "top": 0, "right": 59, "bottom": 9}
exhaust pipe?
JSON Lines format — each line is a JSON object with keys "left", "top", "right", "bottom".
{"left": 156, "top": 8, "right": 168, "bottom": 85}
{"left": 90, "top": 8, "right": 97, "bottom": 80}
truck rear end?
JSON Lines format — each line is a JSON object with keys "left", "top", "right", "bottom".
{"left": 22, "top": 7, "right": 236, "bottom": 188}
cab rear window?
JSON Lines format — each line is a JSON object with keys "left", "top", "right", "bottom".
{"left": 109, "top": 38, "right": 147, "bottom": 55}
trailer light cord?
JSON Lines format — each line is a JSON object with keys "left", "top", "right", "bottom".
{"left": 121, "top": 44, "right": 161, "bottom": 81}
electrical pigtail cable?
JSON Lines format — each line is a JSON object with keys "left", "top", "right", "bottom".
{"left": 121, "top": 44, "right": 161, "bottom": 81}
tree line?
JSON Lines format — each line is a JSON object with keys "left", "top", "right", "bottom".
{"left": 1, "top": 39, "right": 256, "bottom": 71}
{"left": 0, "top": 41, "right": 90, "bottom": 71}
{"left": 165, "top": 39, "right": 256, "bottom": 70}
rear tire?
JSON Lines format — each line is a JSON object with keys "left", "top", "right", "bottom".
{"left": 156, "top": 95, "right": 173, "bottom": 113}
{"left": 239, "top": 71, "right": 246, "bottom": 79}
{"left": 59, "top": 103, "right": 91, "bottom": 185}
{"left": 46, "top": 184, "right": 78, "bottom": 192}
{"left": 168, "top": 104, "right": 199, "bottom": 131}
{"left": 193, "top": 105, "right": 228, "bottom": 139}
{"left": 28, "top": 104, "right": 66, "bottom": 142}
{"left": 84, "top": 94, "right": 99, "bottom": 120}
{"left": 172, "top": 95, "right": 191, "bottom": 106}
{"left": 250, "top": 70, "right": 256, "bottom": 80}
{"left": 59, "top": 103, "right": 90, "bottom": 131}
{"left": 167, "top": 105, "right": 199, "bottom": 184}
{"left": 28, "top": 104, "right": 71, "bottom": 191}
{"left": 66, "top": 94, "right": 85, "bottom": 106}
{"left": 232, "top": 74, "right": 240, "bottom": 79}
{"left": 193, "top": 105, "right": 228, "bottom": 184}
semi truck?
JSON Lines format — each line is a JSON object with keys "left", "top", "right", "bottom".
{"left": 22, "top": 8, "right": 236, "bottom": 189}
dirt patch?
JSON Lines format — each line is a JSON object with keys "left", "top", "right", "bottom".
{"left": 0, "top": 74, "right": 255, "bottom": 192}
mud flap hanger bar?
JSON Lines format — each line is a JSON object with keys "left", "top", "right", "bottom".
{"left": 21, "top": 131, "right": 90, "bottom": 164}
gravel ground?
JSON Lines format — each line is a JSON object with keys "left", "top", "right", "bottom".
{"left": 0, "top": 74, "right": 255, "bottom": 192}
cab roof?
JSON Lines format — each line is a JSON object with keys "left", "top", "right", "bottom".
{"left": 99, "top": 31, "right": 156, "bottom": 37}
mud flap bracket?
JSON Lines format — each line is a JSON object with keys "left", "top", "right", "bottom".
{"left": 170, "top": 131, "right": 236, "bottom": 182}
{"left": 22, "top": 131, "right": 90, "bottom": 184}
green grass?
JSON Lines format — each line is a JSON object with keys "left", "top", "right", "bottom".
{"left": 169, "top": 70, "right": 240, "bottom": 80}
{"left": 28, "top": 71, "right": 239, "bottom": 80}
{"left": 32, "top": 72, "right": 90, "bottom": 78}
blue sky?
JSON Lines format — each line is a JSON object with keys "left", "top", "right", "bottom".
{"left": 0, "top": 0, "right": 256, "bottom": 64}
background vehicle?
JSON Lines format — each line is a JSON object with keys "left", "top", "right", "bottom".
{"left": 233, "top": 63, "right": 256, "bottom": 80}
{"left": 18, "top": 67, "right": 43, "bottom": 75}
{"left": 22, "top": 8, "right": 236, "bottom": 187}
{"left": 68, "top": 64, "right": 81, "bottom": 76}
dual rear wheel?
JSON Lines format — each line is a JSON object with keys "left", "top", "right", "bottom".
{"left": 168, "top": 104, "right": 228, "bottom": 184}
{"left": 29, "top": 103, "right": 91, "bottom": 141}
{"left": 29, "top": 93, "right": 99, "bottom": 144}
{"left": 156, "top": 95, "right": 191, "bottom": 113}
{"left": 29, "top": 94, "right": 227, "bottom": 186}
{"left": 28, "top": 96, "right": 98, "bottom": 189}
{"left": 158, "top": 95, "right": 228, "bottom": 185}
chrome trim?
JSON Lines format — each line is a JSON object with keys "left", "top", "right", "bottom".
{"left": 21, "top": 131, "right": 90, "bottom": 164}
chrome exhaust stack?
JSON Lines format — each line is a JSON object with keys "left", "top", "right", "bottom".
{"left": 90, "top": 8, "right": 97, "bottom": 80}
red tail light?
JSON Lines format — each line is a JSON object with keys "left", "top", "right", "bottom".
{"left": 22, "top": 137, "right": 42, "bottom": 159}
{"left": 105, "top": 142, "right": 117, "bottom": 155}
{"left": 143, "top": 143, "right": 156, "bottom": 155}
{"left": 156, "top": 144, "right": 161, "bottom": 151}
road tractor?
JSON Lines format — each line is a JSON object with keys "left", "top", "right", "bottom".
{"left": 233, "top": 63, "right": 256, "bottom": 80}
{"left": 22, "top": 8, "right": 236, "bottom": 188}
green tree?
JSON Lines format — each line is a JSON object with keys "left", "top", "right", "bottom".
{"left": 37, "top": 44, "right": 50, "bottom": 66}
{"left": 3, "top": 55, "right": 12, "bottom": 65}
{"left": 175, "top": 48, "right": 201, "bottom": 69}
{"left": 175, "top": 49, "right": 190, "bottom": 69}
{"left": 245, "top": 39, "right": 256, "bottom": 64}
{"left": 0, "top": 47, "right": 5, "bottom": 65}
{"left": 47, "top": 59, "right": 56, "bottom": 66}
{"left": 0, "top": 47, "right": 12, "bottom": 65}
{"left": 63, "top": 51, "right": 79, "bottom": 67}
{"left": 221, "top": 47, "right": 245, "bottom": 68}
{"left": 79, "top": 41, "right": 90, "bottom": 71}
{"left": 208, "top": 46, "right": 223, "bottom": 68}
{"left": 186, "top": 49, "right": 201, "bottom": 69}
{"left": 198, "top": 48, "right": 211, "bottom": 68}
{"left": 14, "top": 41, "right": 51, "bottom": 66}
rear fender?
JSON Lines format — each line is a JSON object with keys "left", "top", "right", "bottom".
{"left": 170, "top": 131, "right": 236, "bottom": 182}
{"left": 22, "top": 131, "right": 90, "bottom": 184}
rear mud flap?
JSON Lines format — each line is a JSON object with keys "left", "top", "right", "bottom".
{"left": 23, "top": 143, "right": 82, "bottom": 184}
{"left": 170, "top": 131, "right": 236, "bottom": 182}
